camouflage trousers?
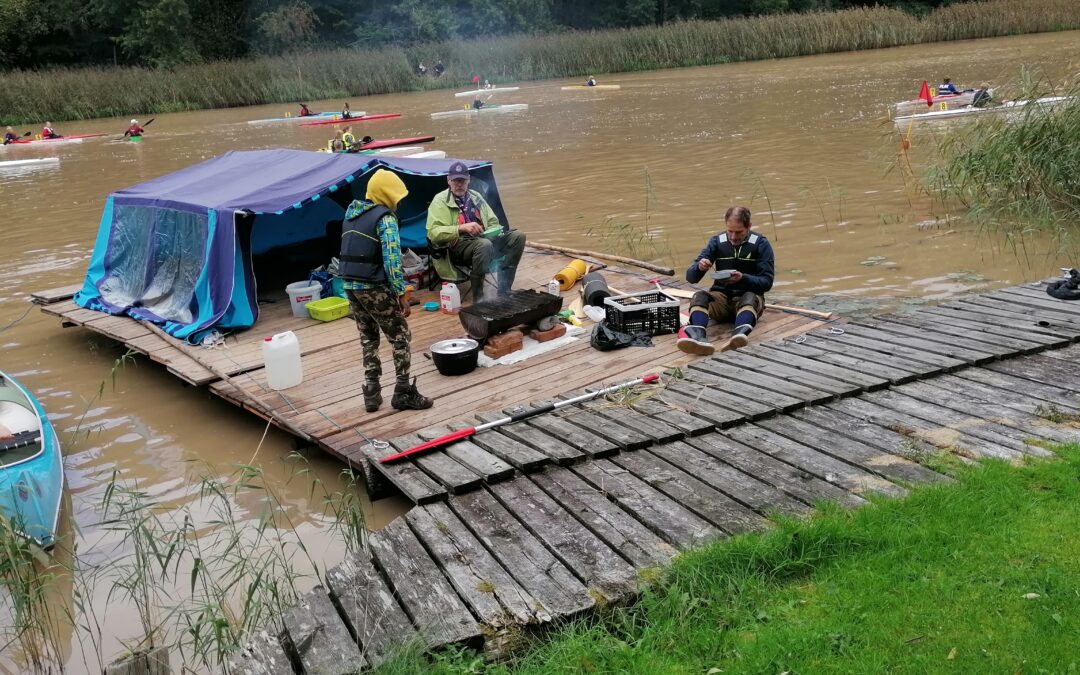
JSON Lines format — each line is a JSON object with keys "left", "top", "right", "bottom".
{"left": 346, "top": 286, "right": 412, "bottom": 384}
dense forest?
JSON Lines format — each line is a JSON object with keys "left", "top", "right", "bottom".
{"left": 1, "top": 0, "right": 960, "bottom": 70}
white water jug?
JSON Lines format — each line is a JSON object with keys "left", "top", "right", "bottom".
{"left": 440, "top": 282, "right": 461, "bottom": 314}
{"left": 262, "top": 331, "right": 303, "bottom": 390}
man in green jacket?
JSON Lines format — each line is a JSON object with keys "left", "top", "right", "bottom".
{"left": 426, "top": 161, "right": 526, "bottom": 303}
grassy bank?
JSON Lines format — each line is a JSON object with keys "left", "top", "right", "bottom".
{"left": 925, "top": 83, "right": 1080, "bottom": 256}
{"left": 2, "top": 0, "right": 1080, "bottom": 125}
{"left": 377, "top": 444, "right": 1080, "bottom": 673}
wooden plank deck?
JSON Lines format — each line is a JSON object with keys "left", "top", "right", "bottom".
{"left": 216, "top": 281, "right": 1080, "bottom": 672}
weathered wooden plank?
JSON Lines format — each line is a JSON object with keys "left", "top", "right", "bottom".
{"left": 30, "top": 283, "right": 81, "bottom": 305}
{"left": 692, "top": 358, "right": 837, "bottom": 404}
{"left": 475, "top": 412, "right": 586, "bottom": 465}
{"left": 765, "top": 340, "right": 920, "bottom": 384}
{"left": 986, "top": 355, "right": 1080, "bottom": 394}
{"left": 880, "top": 312, "right": 1050, "bottom": 354}
{"left": 991, "top": 287, "right": 1080, "bottom": 317}
{"left": 629, "top": 396, "right": 716, "bottom": 436}
{"left": 554, "top": 407, "right": 654, "bottom": 451}
{"left": 784, "top": 333, "right": 946, "bottom": 377}
{"left": 649, "top": 440, "right": 812, "bottom": 516}
{"left": 827, "top": 397, "right": 1023, "bottom": 462}
{"left": 530, "top": 468, "right": 678, "bottom": 569}
{"left": 954, "top": 367, "right": 1080, "bottom": 410}
{"left": 747, "top": 343, "right": 889, "bottom": 390}
{"left": 791, "top": 405, "right": 954, "bottom": 466}
{"left": 282, "top": 585, "right": 366, "bottom": 674}
{"left": 610, "top": 449, "right": 771, "bottom": 534}
{"left": 810, "top": 326, "right": 971, "bottom": 370}
{"left": 687, "top": 434, "right": 867, "bottom": 509}
{"left": 418, "top": 426, "right": 516, "bottom": 484}
{"left": 1037, "top": 342, "right": 1080, "bottom": 363}
{"left": 407, "top": 502, "right": 548, "bottom": 627}
{"left": 460, "top": 421, "right": 551, "bottom": 472}
{"left": 670, "top": 377, "right": 775, "bottom": 418}
{"left": 226, "top": 630, "right": 295, "bottom": 675}
{"left": 922, "top": 304, "right": 1077, "bottom": 343}
{"left": 448, "top": 488, "right": 596, "bottom": 618}
{"left": 572, "top": 460, "right": 721, "bottom": 550}
{"left": 656, "top": 385, "right": 753, "bottom": 427}
{"left": 955, "top": 296, "right": 1080, "bottom": 333}
{"left": 389, "top": 433, "right": 484, "bottom": 494}
{"left": 721, "top": 351, "right": 861, "bottom": 396}
{"left": 861, "top": 389, "right": 1057, "bottom": 456}
{"left": 521, "top": 411, "right": 621, "bottom": 458}
{"left": 324, "top": 549, "right": 416, "bottom": 667}
{"left": 725, "top": 424, "right": 907, "bottom": 498}
{"left": 846, "top": 321, "right": 1000, "bottom": 363}
{"left": 934, "top": 372, "right": 1080, "bottom": 414}
{"left": 368, "top": 518, "right": 482, "bottom": 649}
{"left": 489, "top": 477, "right": 640, "bottom": 604}
{"left": 579, "top": 398, "right": 685, "bottom": 445}
{"left": 682, "top": 367, "right": 806, "bottom": 412}
{"left": 757, "top": 415, "right": 950, "bottom": 485}
{"left": 357, "top": 442, "right": 447, "bottom": 505}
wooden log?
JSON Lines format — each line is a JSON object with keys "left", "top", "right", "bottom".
{"left": 388, "top": 433, "right": 484, "bottom": 494}
{"left": 488, "top": 478, "right": 640, "bottom": 604}
{"left": 527, "top": 241, "right": 675, "bottom": 276}
{"left": 367, "top": 518, "right": 482, "bottom": 649}
{"left": 449, "top": 488, "right": 596, "bottom": 617}
{"left": 572, "top": 459, "right": 721, "bottom": 550}
{"left": 530, "top": 468, "right": 678, "bottom": 569}
{"left": 324, "top": 549, "right": 416, "bottom": 667}
{"left": 407, "top": 502, "right": 548, "bottom": 626}
{"left": 282, "top": 585, "right": 366, "bottom": 674}
{"left": 226, "top": 631, "right": 295, "bottom": 675}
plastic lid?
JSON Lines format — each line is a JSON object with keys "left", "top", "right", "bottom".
{"left": 264, "top": 337, "right": 272, "bottom": 341}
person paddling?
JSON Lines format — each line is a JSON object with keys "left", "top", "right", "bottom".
{"left": 586, "top": 76, "right": 597, "bottom": 86}
{"left": 341, "top": 102, "right": 353, "bottom": 120}
{"left": 124, "top": 119, "right": 144, "bottom": 138}
{"left": 341, "top": 126, "right": 357, "bottom": 148}
{"left": 41, "top": 122, "right": 61, "bottom": 139}
{"left": 938, "top": 78, "right": 961, "bottom": 96}
{"left": 299, "top": 103, "right": 313, "bottom": 117}
{"left": 3, "top": 126, "right": 19, "bottom": 145}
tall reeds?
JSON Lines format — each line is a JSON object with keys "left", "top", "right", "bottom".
{"left": 1, "top": 0, "right": 1079, "bottom": 124}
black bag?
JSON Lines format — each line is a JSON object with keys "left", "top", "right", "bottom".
{"left": 590, "top": 323, "right": 653, "bottom": 351}
{"left": 1047, "top": 269, "right": 1080, "bottom": 301}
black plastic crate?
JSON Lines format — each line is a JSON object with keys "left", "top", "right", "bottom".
{"left": 603, "top": 290, "right": 680, "bottom": 336}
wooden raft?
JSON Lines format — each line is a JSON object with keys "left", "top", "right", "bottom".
{"left": 235, "top": 286, "right": 1080, "bottom": 672}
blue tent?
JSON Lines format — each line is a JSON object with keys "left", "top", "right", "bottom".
{"left": 75, "top": 149, "right": 508, "bottom": 341}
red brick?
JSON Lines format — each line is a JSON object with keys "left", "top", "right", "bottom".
{"left": 486, "top": 329, "right": 524, "bottom": 350}
{"left": 529, "top": 323, "right": 567, "bottom": 343}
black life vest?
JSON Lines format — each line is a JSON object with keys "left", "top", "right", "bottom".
{"left": 339, "top": 205, "right": 390, "bottom": 282}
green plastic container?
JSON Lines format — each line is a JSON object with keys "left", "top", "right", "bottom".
{"left": 305, "top": 296, "right": 350, "bottom": 322}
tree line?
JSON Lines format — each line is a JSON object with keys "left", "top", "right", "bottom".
{"left": 1, "top": 0, "right": 958, "bottom": 70}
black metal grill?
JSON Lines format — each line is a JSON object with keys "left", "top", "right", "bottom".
{"left": 459, "top": 290, "right": 564, "bottom": 340}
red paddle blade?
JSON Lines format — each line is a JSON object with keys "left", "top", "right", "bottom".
{"left": 378, "top": 427, "right": 477, "bottom": 463}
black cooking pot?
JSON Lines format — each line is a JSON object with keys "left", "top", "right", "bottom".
{"left": 429, "top": 338, "right": 481, "bottom": 376}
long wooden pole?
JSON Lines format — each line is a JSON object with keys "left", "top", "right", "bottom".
{"left": 528, "top": 242, "right": 674, "bottom": 276}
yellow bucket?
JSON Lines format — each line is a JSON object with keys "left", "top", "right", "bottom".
{"left": 554, "top": 259, "right": 588, "bottom": 291}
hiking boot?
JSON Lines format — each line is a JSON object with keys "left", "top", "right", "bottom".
{"left": 720, "top": 327, "right": 751, "bottom": 353}
{"left": 362, "top": 382, "right": 382, "bottom": 412}
{"left": 676, "top": 325, "right": 714, "bottom": 356}
{"left": 391, "top": 378, "right": 434, "bottom": 410}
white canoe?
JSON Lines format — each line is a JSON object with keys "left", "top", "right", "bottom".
{"left": 403, "top": 150, "right": 447, "bottom": 159}
{"left": 367, "top": 146, "right": 423, "bottom": 156}
{"left": 561, "top": 84, "right": 620, "bottom": 90}
{"left": 0, "top": 157, "right": 60, "bottom": 169}
{"left": 431, "top": 103, "right": 529, "bottom": 119}
{"left": 894, "top": 95, "right": 1074, "bottom": 124}
{"left": 892, "top": 90, "right": 991, "bottom": 116}
{"left": 454, "top": 87, "right": 520, "bottom": 98}
{"left": 247, "top": 111, "right": 364, "bottom": 125}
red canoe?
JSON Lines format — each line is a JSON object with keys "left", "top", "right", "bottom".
{"left": 356, "top": 136, "right": 435, "bottom": 150}
{"left": 6, "top": 132, "right": 109, "bottom": 146}
{"left": 300, "top": 113, "right": 401, "bottom": 127}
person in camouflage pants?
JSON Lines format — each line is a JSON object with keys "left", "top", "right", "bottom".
{"left": 347, "top": 285, "right": 412, "bottom": 388}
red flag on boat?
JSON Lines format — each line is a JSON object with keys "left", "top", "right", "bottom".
{"left": 918, "top": 80, "right": 934, "bottom": 107}
{"left": 472, "top": 74, "right": 481, "bottom": 85}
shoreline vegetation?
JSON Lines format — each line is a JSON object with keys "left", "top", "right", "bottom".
{"left": 2, "top": 0, "right": 1080, "bottom": 125}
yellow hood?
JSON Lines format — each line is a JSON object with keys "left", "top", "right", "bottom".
{"left": 366, "top": 169, "right": 408, "bottom": 210}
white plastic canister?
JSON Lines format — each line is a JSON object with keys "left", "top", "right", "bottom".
{"left": 286, "top": 281, "right": 322, "bottom": 318}
{"left": 440, "top": 282, "right": 461, "bottom": 314}
{"left": 262, "top": 331, "right": 303, "bottom": 390}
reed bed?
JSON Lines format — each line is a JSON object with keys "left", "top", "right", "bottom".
{"left": 2, "top": 0, "right": 1079, "bottom": 124}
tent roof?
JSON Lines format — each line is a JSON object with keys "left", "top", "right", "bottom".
{"left": 111, "top": 149, "right": 491, "bottom": 215}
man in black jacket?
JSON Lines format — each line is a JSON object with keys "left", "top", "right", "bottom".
{"left": 677, "top": 206, "right": 775, "bottom": 355}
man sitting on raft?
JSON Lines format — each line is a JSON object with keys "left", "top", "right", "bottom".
{"left": 677, "top": 205, "right": 775, "bottom": 356}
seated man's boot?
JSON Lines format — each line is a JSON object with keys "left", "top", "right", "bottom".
{"left": 676, "top": 325, "right": 714, "bottom": 356}
{"left": 391, "top": 378, "right": 434, "bottom": 410}
{"left": 362, "top": 382, "right": 382, "bottom": 412}
{"left": 720, "top": 325, "right": 752, "bottom": 353}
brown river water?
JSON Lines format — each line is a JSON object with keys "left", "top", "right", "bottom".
{"left": 0, "top": 29, "right": 1076, "bottom": 670}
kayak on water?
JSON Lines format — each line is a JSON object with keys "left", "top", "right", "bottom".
{"left": 0, "top": 157, "right": 60, "bottom": 168}
{"left": 453, "top": 87, "right": 520, "bottom": 98}
{"left": 299, "top": 113, "right": 401, "bottom": 128}
{"left": 892, "top": 89, "right": 994, "bottom": 117}
{"left": 247, "top": 111, "right": 362, "bottom": 125}
{"left": 430, "top": 104, "right": 529, "bottom": 119}
{"left": 561, "top": 84, "right": 620, "bottom": 90}
{"left": 319, "top": 136, "right": 437, "bottom": 153}
{"left": 128, "top": 135, "right": 142, "bottom": 143}
{"left": 893, "top": 95, "right": 1074, "bottom": 124}
{"left": 3, "top": 132, "right": 108, "bottom": 146}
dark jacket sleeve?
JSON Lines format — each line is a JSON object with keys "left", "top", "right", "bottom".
{"left": 740, "top": 238, "right": 775, "bottom": 294}
{"left": 685, "top": 238, "right": 716, "bottom": 284}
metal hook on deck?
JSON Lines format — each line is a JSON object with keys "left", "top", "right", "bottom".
{"left": 793, "top": 335, "right": 807, "bottom": 344}
{"left": 366, "top": 439, "right": 389, "bottom": 450}
{"left": 828, "top": 326, "right": 846, "bottom": 336}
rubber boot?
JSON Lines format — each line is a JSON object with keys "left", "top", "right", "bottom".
{"left": 362, "top": 382, "right": 382, "bottom": 412}
{"left": 676, "top": 325, "right": 714, "bottom": 356}
{"left": 720, "top": 325, "right": 751, "bottom": 353}
{"left": 391, "top": 378, "right": 434, "bottom": 410}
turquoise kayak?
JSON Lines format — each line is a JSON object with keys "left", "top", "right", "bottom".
{"left": 247, "top": 111, "right": 360, "bottom": 125}
{"left": 0, "top": 372, "right": 63, "bottom": 549}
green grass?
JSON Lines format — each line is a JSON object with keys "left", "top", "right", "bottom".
{"left": 377, "top": 444, "right": 1080, "bottom": 673}
{"left": 2, "top": 0, "right": 1080, "bottom": 124}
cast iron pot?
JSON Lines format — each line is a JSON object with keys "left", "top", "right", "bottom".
{"left": 429, "top": 338, "right": 481, "bottom": 376}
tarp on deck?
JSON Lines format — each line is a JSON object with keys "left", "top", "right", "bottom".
{"left": 74, "top": 149, "right": 508, "bottom": 341}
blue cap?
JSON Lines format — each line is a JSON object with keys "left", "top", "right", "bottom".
{"left": 447, "top": 161, "right": 470, "bottom": 180}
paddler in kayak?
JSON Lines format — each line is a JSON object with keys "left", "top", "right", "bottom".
{"left": 938, "top": 78, "right": 961, "bottom": 95}
{"left": 341, "top": 102, "right": 353, "bottom": 120}
{"left": 471, "top": 93, "right": 485, "bottom": 110}
{"left": 123, "top": 119, "right": 144, "bottom": 138}
{"left": 340, "top": 126, "right": 357, "bottom": 148}
{"left": 41, "top": 122, "right": 61, "bottom": 139}
{"left": 586, "top": 76, "right": 597, "bottom": 86}
{"left": 3, "top": 127, "right": 19, "bottom": 144}
{"left": 678, "top": 205, "right": 775, "bottom": 356}
{"left": 298, "top": 103, "right": 313, "bottom": 117}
